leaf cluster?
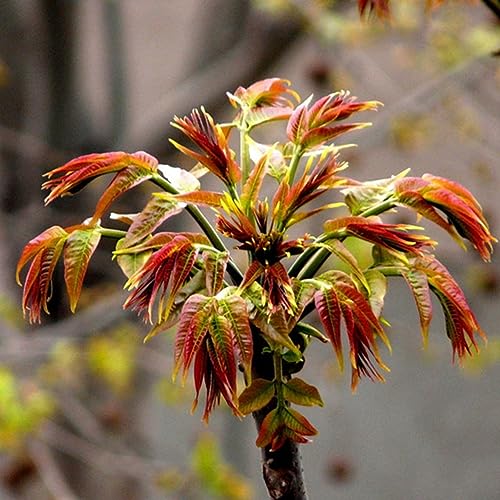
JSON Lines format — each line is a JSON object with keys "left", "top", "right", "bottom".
{"left": 17, "top": 77, "right": 495, "bottom": 450}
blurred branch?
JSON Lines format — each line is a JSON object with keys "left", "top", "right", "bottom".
{"left": 118, "top": 9, "right": 301, "bottom": 152}
{"left": 0, "top": 123, "right": 70, "bottom": 164}
{"left": 0, "top": 291, "right": 129, "bottom": 362}
{"left": 29, "top": 440, "right": 79, "bottom": 500}
{"left": 41, "top": 422, "right": 167, "bottom": 480}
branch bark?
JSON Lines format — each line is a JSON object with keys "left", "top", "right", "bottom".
{"left": 253, "top": 407, "right": 308, "bottom": 500}
{"left": 251, "top": 330, "right": 308, "bottom": 499}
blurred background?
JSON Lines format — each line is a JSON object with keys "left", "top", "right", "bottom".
{"left": 0, "top": 1, "right": 499, "bottom": 499}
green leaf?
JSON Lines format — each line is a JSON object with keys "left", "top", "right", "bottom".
{"left": 238, "top": 379, "right": 275, "bottom": 415}
{"left": 282, "top": 378, "right": 324, "bottom": 407}
{"left": 318, "top": 239, "right": 369, "bottom": 291}
{"left": 245, "top": 106, "right": 293, "bottom": 129}
{"left": 294, "top": 322, "right": 329, "bottom": 343}
{"left": 63, "top": 227, "right": 101, "bottom": 312}
{"left": 365, "top": 269, "right": 387, "bottom": 319}
{"left": 115, "top": 238, "right": 152, "bottom": 279}
{"left": 157, "top": 164, "right": 200, "bottom": 192}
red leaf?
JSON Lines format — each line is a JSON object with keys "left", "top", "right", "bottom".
{"left": 171, "top": 108, "right": 240, "bottom": 185}
{"left": 301, "top": 123, "right": 371, "bottom": 149}
{"left": 124, "top": 235, "right": 200, "bottom": 324}
{"left": 207, "top": 315, "right": 238, "bottom": 397}
{"left": 218, "top": 294, "right": 253, "bottom": 380}
{"left": 21, "top": 237, "right": 66, "bottom": 323}
{"left": 414, "top": 256, "right": 486, "bottom": 359}
{"left": 17, "top": 226, "right": 68, "bottom": 285}
{"left": 43, "top": 151, "right": 158, "bottom": 204}
{"left": 315, "top": 288, "right": 343, "bottom": 370}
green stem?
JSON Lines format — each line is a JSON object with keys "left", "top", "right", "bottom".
{"left": 98, "top": 227, "right": 127, "bottom": 239}
{"left": 240, "top": 125, "right": 251, "bottom": 185}
{"left": 151, "top": 174, "right": 244, "bottom": 284}
{"left": 292, "top": 199, "right": 397, "bottom": 280}
{"left": 287, "top": 144, "right": 304, "bottom": 185}
{"left": 273, "top": 351, "right": 285, "bottom": 404}
{"left": 357, "top": 199, "right": 396, "bottom": 218}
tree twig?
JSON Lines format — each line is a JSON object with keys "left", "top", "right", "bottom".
{"left": 29, "top": 439, "right": 79, "bottom": 500}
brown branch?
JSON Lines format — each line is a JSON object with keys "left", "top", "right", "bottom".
{"left": 253, "top": 407, "right": 308, "bottom": 500}
{"left": 251, "top": 331, "right": 308, "bottom": 499}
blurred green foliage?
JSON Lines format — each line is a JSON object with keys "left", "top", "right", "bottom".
{"left": 156, "top": 432, "right": 253, "bottom": 499}
{"left": 0, "top": 367, "right": 55, "bottom": 452}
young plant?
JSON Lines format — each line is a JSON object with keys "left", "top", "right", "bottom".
{"left": 17, "top": 78, "right": 495, "bottom": 498}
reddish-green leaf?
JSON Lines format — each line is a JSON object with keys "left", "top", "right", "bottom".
{"left": 173, "top": 294, "right": 212, "bottom": 380}
{"left": 92, "top": 166, "right": 154, "bottom": 222}
{"left": 282, "top": 378, "right": 324, "bottom": 407}
{"left": 281, "top": 407, "right": 318, "bottom": 436}
{"left": 123, "top": 193, "right": 183, "bottom": 247}
{"left": 203, "top": 251, "right": 228, "bottom": 296}
{"left": 256, "top": 408, "right": 281, "bottom": 448}
{"left": 302, "top": 123, "right": 371, "bottom": 149}
{"left": 63, "top": 227, "right": 101, "bottom": 312}
{"left": 238, "top": 379, "right": 275, "bottom": 415}
{"left": 241, "top": 151, "right": 269, "bottom": 212}
{"left": 174, "top": 190, "right": 224, "bottom": 208}
{"left": 21, "top": 237, "right": 66, "bottom": 323}
{"left": 218, "top": 294, "right": 253, "bottom": 379}
{"left": 402, "top": 269, "right": 433, "bottom": 345}
{"left": 207, "top": 314, "right": 238, "bottom": 395}
{"left": 16, "top": 226, "right": 68, "bottom": 285}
